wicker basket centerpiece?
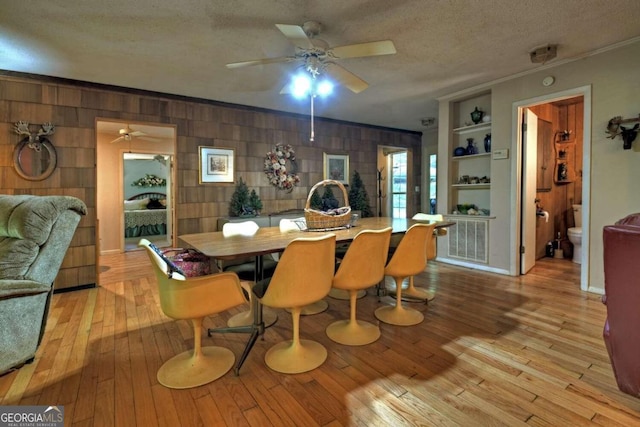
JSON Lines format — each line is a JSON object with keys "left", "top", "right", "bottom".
{"left": 304, "top": 179, "right": 352, "bottom": 230}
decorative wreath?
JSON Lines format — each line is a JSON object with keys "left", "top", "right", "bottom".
{"left": 264, "top": 144, "right": 300, "bottom": 192}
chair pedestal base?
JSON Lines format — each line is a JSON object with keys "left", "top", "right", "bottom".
{"left": 374, "top": 304, "right": 424, "bottom": 326}
{"left": 289, "top": 299, "right": 328, "bottom": 316}
{"left": 329, "top": 288, "right": 366, "bottom": 300}
{"left": 404, "top": 285, "right": 435, "bottom": 301}
{"left": 265, "top": 339, "right": 327, "bottom": 374}
{"left": 157, "top": 346, "right": 235, "bottom": 389}
{"left": 326, "top": 319, "right": 380, "bottom": 346}
{"left": 227, "top": 307, "right": 278, "bottom": 328}
{"left": 388, "top": 286, "right": 435, "bottom": 302}
{"left": 387, "top": 277, "right": 434, "bottom": 302}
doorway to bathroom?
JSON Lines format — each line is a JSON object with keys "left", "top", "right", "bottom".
{"left": 515, "top": 86, "right": 591, "bottom": 291}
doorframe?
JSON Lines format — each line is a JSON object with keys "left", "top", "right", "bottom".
{"left": 511, "top": 85, "right": 592, "bottom": 291}
{"left": 95, "top": 119, "right": 177, "bottom": 257}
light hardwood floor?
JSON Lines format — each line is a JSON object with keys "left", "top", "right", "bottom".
{"left": 2, "top": 252, "right": 640, "bottom": 426}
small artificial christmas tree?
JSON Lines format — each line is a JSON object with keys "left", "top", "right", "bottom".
{"left": 321, "top": 185, "right": 339, "bottom": 211}
{"left": 309, "top": 190, "right": 323, "bottom": 210}
{"left": 348, "top": 170, "right": 373, "bottom": 217}
{"left": 249, "top": 189, "right": 263, "bottom": 214}
{"left": 229, "top": 177, "right": 250, "bottom": 217}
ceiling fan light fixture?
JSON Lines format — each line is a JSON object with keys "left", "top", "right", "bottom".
{"left": 316, "top": 80, "right": 333, "bottom": 97}
{"left": 292, "top": 74, "right": 312, "bottom": 98}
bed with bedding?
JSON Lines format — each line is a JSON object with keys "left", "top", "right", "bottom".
{"left": 124, "top": 192, "right": 167, "bottom": 237}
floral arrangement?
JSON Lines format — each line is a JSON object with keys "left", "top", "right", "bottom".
{"left": 131, "top": 174, "right": 166, "bottom": 187}
{"left": 264, "top": 144, "right": 300, "bottom": 192}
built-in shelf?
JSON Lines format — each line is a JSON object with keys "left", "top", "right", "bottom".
{"left": 452, "top": 122, "right": 492, "bottom": 134}
{"left": 444, "top": 214, "right": 496, "bottom": 219}
{"left": 452, "top": 152, "right": 491, "bottom": 160}
{"left": 452, "top": 183, "right": 491, "bottom": 189}
{"left": 447, "top": 92, "right": 493, "bottom": 263}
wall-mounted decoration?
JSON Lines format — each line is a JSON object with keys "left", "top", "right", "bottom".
{"left": 264, "top": 144, "right": 300, "bottom": 192}
{"left": 131, "top": 174, "right": 166, "bottom": 187}
{"left": 199, "top": 146, "right": 235, "bottom": 183}
{"left": 323, "top": 153, "right": 349, "bottom": 185}
{"left": 606, "top": 115, "right": 640, "bottom": 149}
{"left": 13, "top": 121, "right": 57, "bottom": 181}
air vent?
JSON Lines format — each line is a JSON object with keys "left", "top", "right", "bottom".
{"left": 530, "top": 44, "right": 557, "bottom": 64}
{"left": 448, "top": 218, "right": 488, "bottom": 263}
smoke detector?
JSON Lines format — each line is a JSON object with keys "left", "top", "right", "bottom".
{"left": 530, "top": 44, "right": 557, "bottom": 64}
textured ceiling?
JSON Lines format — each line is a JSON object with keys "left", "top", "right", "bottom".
{"left": 2, "top": 0, "right": 640, "bottom": 132}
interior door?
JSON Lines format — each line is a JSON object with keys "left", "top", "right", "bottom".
{"left": 521, "top": 108, "right": 538, "bottom": 274}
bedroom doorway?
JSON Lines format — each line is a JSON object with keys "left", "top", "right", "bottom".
{"left": 96, "top": 119, "right": 177, "bottom": 256}
{"left": 123, "top": 152, "right": 172, "bottom": 251}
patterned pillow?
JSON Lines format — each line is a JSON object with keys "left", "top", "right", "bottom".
{"left": 148, "top": 242, "right": 185, "bottom": 278}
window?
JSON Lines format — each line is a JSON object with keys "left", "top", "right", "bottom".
{"left": 429, "top": 154, "right": 437, "bottom": 214}
{"left": 390, "top": 151, "right": 407, "bottom": 218}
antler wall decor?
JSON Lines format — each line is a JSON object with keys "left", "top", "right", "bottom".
{"left": 13, "top": 121, "right": 55, "bottom": 151}
{"left": 606, "top": 115, "right": 640, "bottom": 150}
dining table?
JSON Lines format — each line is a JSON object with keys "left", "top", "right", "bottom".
{"left": 179, "top": 217, "right": 453, "bottom": 259}
{"left": 178, "top": 216, "right": 454, "bottom": 375}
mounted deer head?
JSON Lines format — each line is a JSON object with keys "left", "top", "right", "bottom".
{"left": 620, "top": 124, "right": 639, "bottom": 150}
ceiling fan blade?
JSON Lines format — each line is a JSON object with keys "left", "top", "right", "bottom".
{"left": 279, "top": 83, "right": 292, "bottom": 95}
{"left": 109, "top": 136, "right": 125, "bottom": 144}
{"left": 130, "top": 131, "right": 146, "bottom": 137}
{"left": 275, "top": 24, "right": 314, "bottom": 49}
{"left": 330, "top": 40, "right": 396, "bottom": 59}
{"left": 324, "top": 63, "right": 369, "bottom": 93}
{"left": 226, "top": 56, "right": 297, "bottom": 69}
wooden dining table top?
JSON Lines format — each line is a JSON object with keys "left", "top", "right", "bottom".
{"left": 178, "top": 216, "right": 454, "bottom": 261}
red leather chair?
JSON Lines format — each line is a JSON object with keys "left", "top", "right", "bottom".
{"left": 603, "top": 213, "right": 640, "bottom": 396}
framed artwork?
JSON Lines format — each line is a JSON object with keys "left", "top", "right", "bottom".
{"left": 199, "top": 146, "right": 235, "bottom": 183}
{"left": 323, "top": 153, "right": 349, "bottom": 185}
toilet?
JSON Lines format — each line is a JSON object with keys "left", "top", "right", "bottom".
{"left": 567, "top": 204, "right": 582, "bottom": 264}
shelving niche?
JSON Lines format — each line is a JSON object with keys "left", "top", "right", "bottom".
{"left": 449, "top": 92, "right": 492, "bottom": 216}
{"left": 443, "top": 91, "right": 493, "bottom": 265}
{"left": 554, "top": 134, "right": 576, "bottom": 184}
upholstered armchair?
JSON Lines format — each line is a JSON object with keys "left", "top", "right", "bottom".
{"left": 0, "top": 195, "right": 86, "bottom": 375}
{"left": 602, "top": 212, "right": 640, "bottom": 396}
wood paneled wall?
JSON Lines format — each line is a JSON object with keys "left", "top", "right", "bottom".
{"left": 0, "top": 73, "right": 421, "bottom": 290}
{"left": 531, "top": 98, "right": 584, "bottom": 259}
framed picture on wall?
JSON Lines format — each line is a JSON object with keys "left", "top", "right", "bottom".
{"left": 323, "top": 153, "right": 349, "bottom": 185}
{"left": 199, "top": 146, "right": 235, "bottom": 183}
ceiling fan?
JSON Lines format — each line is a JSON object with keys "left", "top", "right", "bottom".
{"left": 109, "top": 125, "right": 149, "bottom": 144}
{"left": 226, "top": 21, "right": 396, "bottom": 94}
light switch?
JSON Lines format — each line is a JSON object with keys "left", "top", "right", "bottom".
{"left": 492, "top": 149, "right": 509, "bottom": 160}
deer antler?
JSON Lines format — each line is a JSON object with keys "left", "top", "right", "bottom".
{"left": 13, "top": 121, "right": 33, "bottom": 141}
{"left": 36, "top": 122, "right": 55, "bottom": 140}
{"left": 606, "top": 117, "right": 622, "bottom": 139}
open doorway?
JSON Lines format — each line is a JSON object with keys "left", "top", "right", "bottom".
{"left": 123, "top": 152, "right": 172, "bottom": 251}
{"left": 515, "top": 86, "right": 591, "bottom": 291}
{"left": 96, "top": 120, "right": 177, "bottom": 255}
